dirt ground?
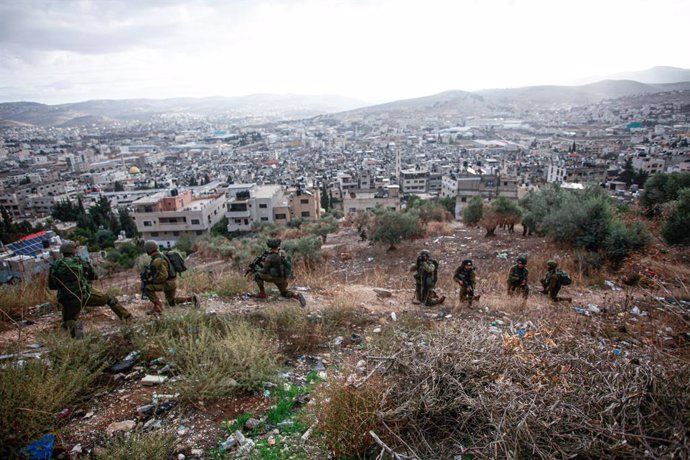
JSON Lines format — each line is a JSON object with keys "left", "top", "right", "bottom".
{"left": 2, "top": 221, "right": 689, "bottom": 457}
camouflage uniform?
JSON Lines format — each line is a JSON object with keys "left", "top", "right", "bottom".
{"left": 454, "top": 259, "right": 478, "bottom": 306}
{"left": 507, "top": 257, "right": 529, "bottom": 298}
{"left": 541, "top": 260, "right": 561, "bottom": 301}
{"left": 412, "top": 250, "right": 444, "bottom": 306}
{"left": 143, "top": 241, "right": 196, "bottom": 314}
{"left": 48, "top": 243, "right": 131, "bottom": 338}
{"left": 253, "top": 239, "right": 306, "bottom": 307}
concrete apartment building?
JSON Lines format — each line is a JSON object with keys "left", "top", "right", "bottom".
{"left": 132, "top": 189, "right": 226, "bottom": 247}
{"left": 633, "top": 154, "right": 666, "bottom": 176}
{"left": 226, "top": 184, "right": 322, "bottom": 232}
{"left": 400, "top": 168, "right": 428, "bottom": 194}
{"left": 441, "top": 173, "right": 519, "bottom": 215}
{"left": 341, "top": 185, "right": 400, "bottom": 214}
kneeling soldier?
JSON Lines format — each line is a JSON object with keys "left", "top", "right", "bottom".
{"left": 49, "top": 241, "right": 131, "bottom": 338}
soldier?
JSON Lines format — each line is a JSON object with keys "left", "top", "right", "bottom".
{"left": 507, "top": 256, "right": 529, "bottom": 298}
{"left": 540, "top": 260, "right": 572, "bottom": 302}
{"left": 411, "top": 249, "right": 445, "bottom": 306}
{"left": 142, "top": 240, "right": 199, "bottom": 315}
{"left": 454, "top": 259, "right": 479, "bottom": 307}
{"left": 48, "top": 241, "right": 132, "bottom": 338}
{"left": 251, "top": 238, "right": 306, "bottom": 307}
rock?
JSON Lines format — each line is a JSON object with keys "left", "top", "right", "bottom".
{"left": 106, "top": 420, "right": 136, "bottom": 436}
{"left": 373, "top": 288, "right": 392, "bottom": 298}
{"left": 313, "top": 358, "right": 326, "bottom": 372}
{"left": 71, "top": 444, "right": 82, "bottom": 455}
{"left": 390, "top": 312, "right": 397, "bottom": 321}
{"left": 177, "top": 454, "right": 185, "bottom": 460}
{"left": 137, "top": 404, "right": 155, "bottom": 417}
{"left": 244, "top": 417, "right": 261, "bottom": 430}
{"left": 177, "top": 426, "right": 188, "bottom": 436}
{"left": 84, "top": 411, "right": 94, "bottom": 419}
{"left": 219, "top": 437, "right": 237, "bottom": 450}
{"left": 267, "top": 436, "right": 276, "bottom": 446}
{"left": 332, "top": 336, "right": 344, "bottom": 346}
{"left": 143, "top": 418, "right": 162, "bottom": 431}
{"left": 190, "top": 448, "right": 203, "bottom": 457}
{"left": 373, "top": 327, "right": 382, "bottom": 333}
{"left": 142, "top": 375, "right": 169, "bottom": 386}
{"left": 109, "top": 351, "right": 141, "bottom": 373}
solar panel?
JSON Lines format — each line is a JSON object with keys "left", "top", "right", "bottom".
{"left": 7, "top": 231, "right": 55, "bottom": 256}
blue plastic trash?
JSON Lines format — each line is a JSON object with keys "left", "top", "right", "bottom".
{"left": 20, "top": 433, "right": 54, "bottom": 459}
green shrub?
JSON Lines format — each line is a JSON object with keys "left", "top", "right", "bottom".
{"left": 661, "top": 188, "right": 690, "bottom": 246}
{"left": 370, "top": 210, "right": 424, "bottom": 248}
{"left": 462, "top": 195, "right": 483, "bottom": 225}
{"left": 641, "top": 172, "right": 690, "bottom": 216}
{"left": 215, "top": 273, "right": 251, "bottom": 297}
{"left": 156, "top": 315, "right": 279, "bottom": 400}
{"left": 604, "top": 221, "right": 651, "bottom": 268}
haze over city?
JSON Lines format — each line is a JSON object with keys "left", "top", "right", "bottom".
{"left": 1, "top": 0, "right": 690, "bottom": 105}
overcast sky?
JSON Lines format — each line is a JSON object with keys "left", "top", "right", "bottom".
{"left": 1, "top": 0, "right": 689, "bottom": 105}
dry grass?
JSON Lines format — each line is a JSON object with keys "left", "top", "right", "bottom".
{"left": 96, "top": 431, "right": 175, "bottom": 459}
{"left": 425, "top": 220, "right": 454, "bottom": 236}
{"left": 136, "top": 310, "right": 280, "bottom": 400}
{"left": 262, "top": 304, "right": 327, "bottom": 353}
{"left": 0, "top": 273, "right": 55, "bottom": 321}
{"left": 175, "top": 268, "right": 251, "bottom": 298}
{"left": 360, "top": 321, "right": 690, "bottom": 459}
{"left": 0, "top": 332, "right": 110, "bottom": 457}
{"left": 311, "top": 377, "right": 390, "bottom": 458}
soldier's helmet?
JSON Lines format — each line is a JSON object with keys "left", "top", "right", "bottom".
{"left": 60, "top": 241, "right": 77, "bottom": 255}
{"left": 462, "top": 259, "right": 473, "bottom": 268}
{"left": 546, "top": 260, "right": 558, "bottom": 269}
{"left": 267, "top": 238, "right": 282, "bottom": 249}
{"left": 144, "top": 240, "right": 159, "bottom": 254}
{"left": 517, "top": 256, "right": 527, "bottom": 265}
{"left": 420, "top": 249, "right": 431, "bottom": 258}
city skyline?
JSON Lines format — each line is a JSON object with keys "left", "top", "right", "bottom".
{"left": 1, "top": 0, "right": 690, "bottom": 105}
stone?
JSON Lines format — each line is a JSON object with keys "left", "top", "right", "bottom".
{"left": 373, "top": 327, "right": 382, "bottom": 333}
{"left": 219, "top": 437, "right": 237, "bottom": 450}
{"left": 71, "top": 444, "right": 82, "bottom": 454}
{"left": 143, "top": 418, "right": 162, "bottom": 431}
{"left": 177, "top": 426, "right": 188, "bottom": 436}
{"left": 106, "top": 420, "right": 136, "bottom": 436}
{"left": 373, "top": 288, "right": 392, "bottom": 298}
{"left": 142, "top": 375, "right": 169, "bottom": 386}
{"left": 190, "top": 448, "right": 203, "bottom": 457}
{"left": 244, "top": 417, "right": 261, "bottom": 430}
{"left": 137, "top": 404, "right": 155, "bottom": 416}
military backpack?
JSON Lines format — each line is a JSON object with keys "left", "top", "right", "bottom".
{"left": 163, "top": 250, "right": 187, "bottom": 276}
{"left": 558, "top": 270, "right": 572, "bottom": 286}
{"left": 49, "top": 257, "right": 91, "bottom": 301}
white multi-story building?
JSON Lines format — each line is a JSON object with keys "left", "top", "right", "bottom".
{"left": 132, "top": 189, "right": 226, "bottom": 247}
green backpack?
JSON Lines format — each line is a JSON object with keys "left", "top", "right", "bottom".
{"left": 558, "top": 270, "right": 572, "bottom": 286}
{"left": 49, "top": 257, "right": 91, "bottom": 301}
{"left": 163, "top": 250, "right": 187, "bottom": 276}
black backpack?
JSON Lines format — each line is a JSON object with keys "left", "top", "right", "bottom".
{"left": 558, "top": 270, "right": 572, "bottom": 286}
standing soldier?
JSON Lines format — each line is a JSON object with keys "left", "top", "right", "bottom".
{"left": 454, "top": 259, "right": 479, "bottom": 307}
{"left": 411, "top": 249, "right": 445, "bottom": 306}
{"left": 507, "top": 256, "right": 529, "bottom": 298}
{"left": 540, "top": 260, "right": 572, "bottom": 302}
{"left": 48, "top": 241, "right": 132, "bottom": 338}
{"left": 141, "top": 240, "right": 199, "bottom": 315}
{"left": 251, "top": 238, "right": 306, "bottom": 307}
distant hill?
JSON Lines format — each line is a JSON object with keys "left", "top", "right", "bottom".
{"left": 0, "top": 94, "right": 368, "bottom": 127}
{"left": 2, "top": 67, "right": 690, "bottom": 127}
{"left": 603, "top": 66, "right": 690, "bottom": 84}
{"left": 336, "top": 80, "right": 690, "bottom": 120}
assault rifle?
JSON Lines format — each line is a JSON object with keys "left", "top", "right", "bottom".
{"left": 140, "top": 266, "right": 150, "bottom": 300}
{"left": 245, "top": 251, "right": 269, "bottom": 276}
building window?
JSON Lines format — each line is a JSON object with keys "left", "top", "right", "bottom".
{"left": 261, "top": 217, "right": 269, "bottom": 221}
{"left": 151, "top": 232, "right": 159, "bottom": 237}
{"left": 191, "top": 219, "right": 200, "bottom": 225}
{"left": 173, "top": 231, "right": 180, "bottom": 236}
{"left": 301, "top": 211, "right": 310, "bottom": 217}
{"left": 300, "top": 199, "right": 309, "bottom": 204}
{"left": 143, "top": 221, "right": 152, "bottom": 226}
{"left": 259, "top": 204, "right": 268, "bottom": 209}
{"left": 275, "top": 213, "right": 287, "bottom": 219}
